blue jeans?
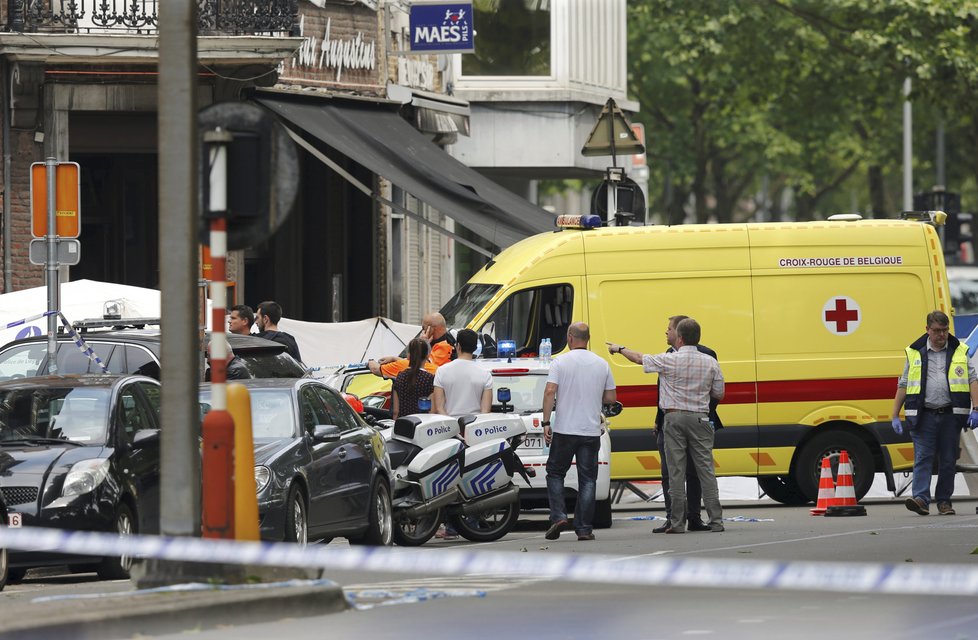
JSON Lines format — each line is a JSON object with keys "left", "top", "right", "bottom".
{"left": 546, "top": 433, "right": 600, "bottom": 536}
{"left": 910, "top": 410, "right": 961, "bottom": 506}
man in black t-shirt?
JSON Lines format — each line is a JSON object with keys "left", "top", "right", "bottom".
{"left": 255, "top": 300, "right": 303, "bottom": 364}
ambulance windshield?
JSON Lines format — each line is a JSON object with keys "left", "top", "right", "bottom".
{"left": 440, "top": 284, "right": 501, "bottom": 329}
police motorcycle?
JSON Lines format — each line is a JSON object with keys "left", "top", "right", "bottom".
{"left": 379, "top": 389, "right": 532, "bottom": 546}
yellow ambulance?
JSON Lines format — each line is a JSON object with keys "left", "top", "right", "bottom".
{"left": 437, "top": 214, "right": 950, "bottom": 504}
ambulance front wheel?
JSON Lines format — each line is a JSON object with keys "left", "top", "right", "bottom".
{"left": 794, "top": 431, "right": 875, "bottom": 503}
{"left": 757, "top": 476, "right": 808, "bottom": 505}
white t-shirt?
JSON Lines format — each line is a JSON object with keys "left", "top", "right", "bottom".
{"left": 547, "top": 348, "right": 616, "bottom": 436}
{"left": 433, "top": 358, "right": 493, "bottom": 416}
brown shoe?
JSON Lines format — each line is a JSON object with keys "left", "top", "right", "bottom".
{"left": 905, "top": 497, "right": 929, "bottom": 515}
{"left": 577, "top": 533, "right": 595, "bottom": 541}
{"left": 937, "top": 502, "right": 955, "bottom": 515}
{"left": 545, "top": 518, "right": 569, "bottom": 540}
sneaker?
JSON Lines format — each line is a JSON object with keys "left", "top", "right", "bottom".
{"left": 709, "top": 523, "right": 725, "bottom": 532}
{"left": 435, "top": 525, "right": 459, "bottom": 540}
{"left": 545, "top": 518, "right": 569, "bottom": 540}
{"left": 577, "top": 533, "right": 595, "bottom": 541}
{"left": 937, "top": 502, "right": 956, "bottom": 515}
{"left": 905, "top": 497, "right": 929, "bottom": 515}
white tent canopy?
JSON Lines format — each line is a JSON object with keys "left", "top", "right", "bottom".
{"left": 0, "top": 279, "right": 164, "bottom": 344}
{"left": 278, "top": 316, "right": 420, "bottom": 373}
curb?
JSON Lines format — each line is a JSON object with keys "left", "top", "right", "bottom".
{"left": 0, "top": 580, "right": 348, "bottom": 640}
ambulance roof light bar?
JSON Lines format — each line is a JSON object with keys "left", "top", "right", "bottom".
{"left": 555, "top": 214, "right": 603, "bottom": 230}
{"left": 900, "top": 210, "right": 948, "bottom": 226}
{"left": 827, "top": 214, "right": 863, "bottom": 222}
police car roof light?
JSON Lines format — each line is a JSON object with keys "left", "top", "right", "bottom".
{"left": 555, "top": 214, "right": 603, "bottom": 230}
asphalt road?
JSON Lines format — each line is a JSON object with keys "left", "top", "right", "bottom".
{"left": 4, "top": 498, "right": 978, "bottom": 638}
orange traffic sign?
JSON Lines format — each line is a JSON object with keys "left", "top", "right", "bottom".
{"left": 31, "top": 161, "right": 80, "bottom": 238}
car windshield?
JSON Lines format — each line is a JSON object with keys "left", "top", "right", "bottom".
{"left": 491, "top": 373, "right": 548, "bottom": 414}
{"left": 439, "top": 283, "right": 502, "bottom": 329}
{"left": 199, "top": 388, "right": 296, "bottom": 439}
{"left": 0, "top": 386, "right": 110, "bottom": 444}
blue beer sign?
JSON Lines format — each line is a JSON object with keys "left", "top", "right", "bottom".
{"left": 409, "top": 3, "right": 475, "bottom": 53}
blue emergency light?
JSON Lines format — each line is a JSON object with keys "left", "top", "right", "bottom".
{"left": 497, "top": 387, "right": 511, "bottom": 404}
{"left": 497, "top": 339, "right": 517, "bottom": 360}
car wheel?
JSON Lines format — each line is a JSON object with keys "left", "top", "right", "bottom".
{"left": 794, "top": 431, "right": 875, "bottom": 503}
{"left": 97, "top": 503, "right": 136, "bottom": 580}
{"left": 349, "top": 479, "right": 393, "bottom": 546}
{"left": 284, "top": 483, "right": 308, "bottom": 546}
{"left": 7, "top": 568, "right": 25, "bottom": 584}
{"left": 593, "top": 498, "right": 613, "bottom": 529}
{"left": 0, "top": 546, "right": 7, "bottom": 591}
{"left": 758, "top": 475, "right": 809, "bottom": 505}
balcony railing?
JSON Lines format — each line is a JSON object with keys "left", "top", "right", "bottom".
{"left": 4, "top": 0, "right": 299, "bottom": 36}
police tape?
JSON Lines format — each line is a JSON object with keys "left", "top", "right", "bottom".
{"left": 1, "top": 526, "right": 977, "bottom": 597}
{"left": 0, "top": 310, "right": 107, "bottom": 372}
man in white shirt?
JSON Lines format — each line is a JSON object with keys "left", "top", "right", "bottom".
{"left": 433, "top": 328, "right": 492, "bottom": 417}
{"left": 542, "top": 322, "right": 616, "bottom": 542}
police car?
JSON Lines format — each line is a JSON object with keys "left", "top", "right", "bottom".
{"left": 478, "top": 356, "right": 615, "bottom": 529}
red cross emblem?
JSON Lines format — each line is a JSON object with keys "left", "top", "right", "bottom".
{"left": 823, "top": 297, "right": 861, "bottom": 335}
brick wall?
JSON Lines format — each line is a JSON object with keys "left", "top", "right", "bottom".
{"left": 0, "top": 129, "right": 46, "bottom": 291}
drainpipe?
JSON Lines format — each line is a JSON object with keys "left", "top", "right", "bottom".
{"left": 2, "top": 57, "right": 12, "bottom": 292}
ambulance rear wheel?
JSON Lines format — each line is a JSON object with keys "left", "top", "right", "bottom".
{"left": 795, "top": 431, "right": 874, "bottom": 503}
{"left": 757, "top": 476, "right": 808, "bottom": 505}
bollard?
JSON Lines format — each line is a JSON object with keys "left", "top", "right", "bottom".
{"left": 201, "top": 408, "right": 235, "bottom": 539}
{"left": 227, "top": 383, "right": 259, "bottom": 541}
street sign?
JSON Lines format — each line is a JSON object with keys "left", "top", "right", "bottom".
{"left": 409, "top": 3, "right": 475, "bottom": 53}
{"left": 581, "top": 98, "right": 645, "bottom": 158}
{"left": 29, "top": 238, "right": 81, "bottom": 265}
{"left": 30, "top": 161, "right": 81, "bottom": 238}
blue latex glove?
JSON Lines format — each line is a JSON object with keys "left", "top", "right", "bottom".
{"left": 891, "top": 417, "right": 903, "bottom": 435}
{"left": 967, "top": 410, "right": 978, "bottom": 431}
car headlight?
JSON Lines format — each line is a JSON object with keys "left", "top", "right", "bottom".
{"left": 255, "top": 465, "right": 271, "bottom": 493}
{"left": 62, "top": 458, "right": 111, "bottom": 497}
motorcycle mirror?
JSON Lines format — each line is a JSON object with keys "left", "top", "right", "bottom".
{"left": 602, "top": 401, "right": 623, "bottom": 417}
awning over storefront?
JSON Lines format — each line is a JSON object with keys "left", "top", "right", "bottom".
{"left": 254, "top": 94, "right": 554, "bottom": 249}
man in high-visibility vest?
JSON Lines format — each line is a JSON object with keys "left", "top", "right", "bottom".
{"left": 892, "top": 310, "right": 978, "bottom": 516}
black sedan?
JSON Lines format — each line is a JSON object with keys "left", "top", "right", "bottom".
{"left": 0, "top": 374, "right": 162, "bottom": 581}
{"left": 200, "top": 378, "right": 393, "bottom": 546}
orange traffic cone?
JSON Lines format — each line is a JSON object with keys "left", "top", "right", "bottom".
{"left": 810, "top": 456, "right": 835, "bottom": 515}
{"left": 825, "top": 450, "right": 867, "bottom": 516}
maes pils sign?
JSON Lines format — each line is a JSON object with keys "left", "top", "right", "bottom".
{"left": 410, "top": 3, "right": 474, "bottom": 53}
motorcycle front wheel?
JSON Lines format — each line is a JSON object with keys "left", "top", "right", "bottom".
{"left": 392, "top": 508, "right": 443, "bottom": 546}
{"left": 449, "top": 501, "right": 519, "bottom": 543}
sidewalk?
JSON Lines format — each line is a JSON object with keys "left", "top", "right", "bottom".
{"left": 0, "top": 577, "right": 348, "bottom": 639}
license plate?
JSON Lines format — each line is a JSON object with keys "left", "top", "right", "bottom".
{"left": 8, "top": 513, "right": 22, "bottom": 528}
{"left": 522, "top": 436, "right": 545, "bottom": 450}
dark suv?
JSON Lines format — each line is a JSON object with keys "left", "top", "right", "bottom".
{"left": 0, "top": 322, "right": 307, "bottom": 381}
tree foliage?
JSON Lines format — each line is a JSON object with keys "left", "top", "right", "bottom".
{"left": 627, "top": 0, "right": 978, "bottom": 222}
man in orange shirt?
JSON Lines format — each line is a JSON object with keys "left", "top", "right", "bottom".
{"left": 368, "top": 312, "right": 456, "bottom": 379}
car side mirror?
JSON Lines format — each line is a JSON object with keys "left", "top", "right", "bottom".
{"left": 311, "top": 424, "right": 342, "bottom": 443}
{"left": 133, "top": 429, "right": 161, "bottom": 447}
{"left": 602, "top": 402, "right": 623, "bottom": 418}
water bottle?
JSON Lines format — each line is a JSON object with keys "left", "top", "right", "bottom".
{"left": 539, "top": 337, "right": 552, "bottom": 362}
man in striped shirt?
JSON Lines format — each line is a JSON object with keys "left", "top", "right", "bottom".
{"left": 608, "top": 317, "right": 725, "bottom": 533}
